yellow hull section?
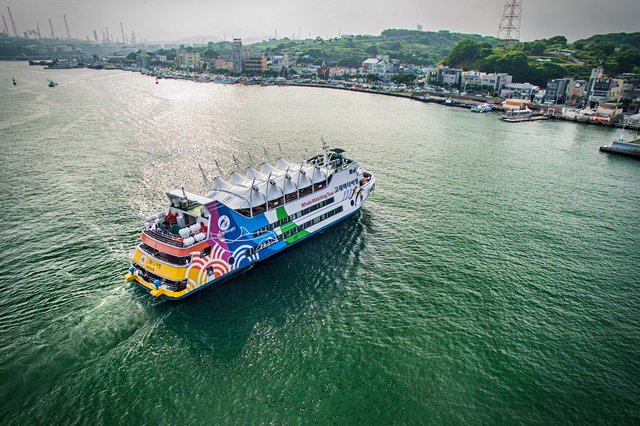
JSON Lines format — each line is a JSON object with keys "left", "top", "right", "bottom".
{"left": 132, "top": 248, "right": 188, "bottom": 281}
{"left": 125, "top": 271, "right": 187, "bottom": 299}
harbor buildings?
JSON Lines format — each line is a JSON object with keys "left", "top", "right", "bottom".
{"left": 135, "top": 52, "right": 150, "bottom": 69}
{"left": 361, "top": 55, "right": 396, "bottom": 82}
{"left": 175, "top": 45, "right": 201, "bottom": 69}
{"left": 232, "top": 39, "right": 243, "bottom": 75}
{"left": 232, "top": 38, "right": 267, "bottom": 74}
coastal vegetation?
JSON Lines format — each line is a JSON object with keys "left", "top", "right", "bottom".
{"left": 442, "top": 32, "right": 640, "bottom": 87}
{"left": 199, "top": 29, "right": 498, "bottom": 68}
{"left": 2, "top": 29, "right": 639, "bottom": 82}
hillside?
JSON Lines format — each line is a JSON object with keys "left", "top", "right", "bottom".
{"left": 442, "top": 32, "right": 640, "bottom": 87}
{"left": 208, "top": 29, "right": 499, "bottom": 68}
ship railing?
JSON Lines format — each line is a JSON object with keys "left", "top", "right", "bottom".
{"left": 143, "top": 228, "right": 185, "bottom": 247}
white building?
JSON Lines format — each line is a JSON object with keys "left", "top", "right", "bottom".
{"left": 480, "top": 73, "right": 512, "bottom": 95}
{"left": 361, "top": 55, "right": 396, "bottom": 82}
{"left": 500, "top": 82, "right": 540, "bottom": 99}
{"left": 232, "top": 38, "right": 243, "bottom": 75}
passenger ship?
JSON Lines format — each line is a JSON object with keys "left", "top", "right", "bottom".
{"left": 125, "top": 142, "right": 375, "bottom": 300}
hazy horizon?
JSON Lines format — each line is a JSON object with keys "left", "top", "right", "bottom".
{"left": 2, "top": 0, "right": 639, "bottom": 45}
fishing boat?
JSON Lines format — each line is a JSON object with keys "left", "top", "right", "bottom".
{"left": 12, "top": 77, "right": 16, "bottom": 85}
{"left": 48, "top": 79, "right": 58, "bottom": 87}
{"left": 600, "top": 130, "right": 640, "bottom": 157}
{"left": 125, "top": 141, "right": 375, "bottom": 300}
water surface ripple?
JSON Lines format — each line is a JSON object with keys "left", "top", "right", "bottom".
{"left": 1, "top": 62, "right": 639, "bottom": 424}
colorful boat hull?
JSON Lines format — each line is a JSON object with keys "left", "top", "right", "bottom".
{"left": 126, "top": 151, "right": 374, "bottom": 300}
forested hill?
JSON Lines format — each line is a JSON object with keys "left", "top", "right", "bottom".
{"left": 441, "top": 32, "right": 640, "bottom": 87}
{"left": 245, "top": 29, "right": 499, "bottom": 68}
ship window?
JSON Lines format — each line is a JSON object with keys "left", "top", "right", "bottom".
{"left": 183, "top": 214, "right": 197, "bottom": 227}
{"left": 139, "top": 243, "right": 191, "bottom": 266}
{"left": 235, "top": 208, "right": 251, "bottom": 218}
{"left": 200, "top": 246, "right": 211, "bottom": 258}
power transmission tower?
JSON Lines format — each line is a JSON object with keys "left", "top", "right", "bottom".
{"left": 497, "top": 0, "right": 522, "bottom": 47}
{"left": 7, "top": 7, "right": 18, "bottom": 37}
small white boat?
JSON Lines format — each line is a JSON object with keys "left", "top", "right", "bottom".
{"left": 471, "top": 103, "right": 494, "bottom": 113}
{"left": 501, "top": 108, "right": 533, "bottom": 122}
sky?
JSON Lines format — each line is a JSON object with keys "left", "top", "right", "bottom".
{"left": 2, "top": 0, "right": 639, "bottom": 45}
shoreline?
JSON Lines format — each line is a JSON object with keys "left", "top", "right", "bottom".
{"left": 21, "top": 60, "right": 640, "bottom": 131}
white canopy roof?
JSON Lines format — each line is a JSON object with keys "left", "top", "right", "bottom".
{"left": 204, "top": 158, "right": 331, "bottom": 210}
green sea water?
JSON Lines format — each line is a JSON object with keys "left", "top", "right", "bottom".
{"left": 1, "top": 61, "right": 639, "bottom": 425}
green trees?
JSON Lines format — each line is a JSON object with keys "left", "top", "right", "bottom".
{"left": 444, "top": 32, "right": 640, "bottom": 87}
{"left": 391, "top": 73, "right": 415, "bottom": 84}
{"left": 443, "top": 39, "right": 493, "bottom": 70}
{"left": 337, "top": 57, "right": 362, "bottom": 68}
{"left": 203, "top": 49, "right": 218, "bottom": 59}
{"left": 530, "top": 40, "right": 546, "bottom": 56}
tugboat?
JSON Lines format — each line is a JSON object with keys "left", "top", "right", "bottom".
{"left": 125, "top": 141, "right": 375, "bottom": 300}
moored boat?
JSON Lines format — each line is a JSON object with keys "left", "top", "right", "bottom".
{"left": 471, "top": 103, "right": 494, "bottom": 113}
{"left": 125, "top": 141, "right": 375, "bottom": 300}
{"left": 600, "top": 131, "right": 640, "bottom": 157}
{"left": 44, "top": 59, "right": 78, "bottom": 69}
{"left": 501, "top": 107, "right": 533, "bottom": 121}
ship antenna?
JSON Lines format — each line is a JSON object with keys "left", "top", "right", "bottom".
{"left": 278, "top": 144, "right": 290, "bottom": 162}
{"left": 265, "top": 172, "right": 272, "bottom": 209}
{"left": 248, "top": 152, "right": 258, "bottom": 168}
{"left": 249, "top": 178, "right": 256, "bottom": 217}
{"left": 263, "top": 147, "right": 273, "bottom": 164}
{"left": 215, "top": 159, "right": 224, "bottom": 177}
{"left": 232, "top": 154, "right": 242, "bottom": 174}
{"left": 198, "top": 164, "right": 214, "bottom": 191}
{"left": 296, "top": 164, "right": 304, "bottom": 198}
{"left": 321, "top": 137, "right": 329, "bottom": 166}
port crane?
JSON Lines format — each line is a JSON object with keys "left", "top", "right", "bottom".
{"left": 2, "top": 15, "right": 9, "bottom": 36}
{"left": 64, "top": 14, "right": 71, "bottom": 39}
{"left": 7, "top": 6, "right": 18, "bottom": 37}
